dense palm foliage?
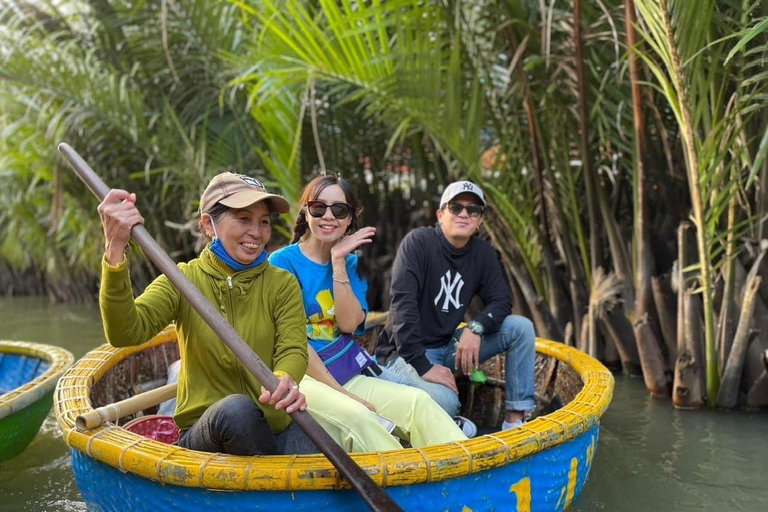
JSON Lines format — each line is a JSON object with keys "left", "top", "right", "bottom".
{"left": 1, "top": 0, "right": 767, "bottom": 408}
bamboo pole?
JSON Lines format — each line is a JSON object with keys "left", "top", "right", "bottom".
{"left": 77, "top": 383, "right": 178, "bottom": 431}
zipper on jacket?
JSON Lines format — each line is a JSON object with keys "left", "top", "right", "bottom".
{"left": 224, "top": 279, "right": 246, "bottom": 394}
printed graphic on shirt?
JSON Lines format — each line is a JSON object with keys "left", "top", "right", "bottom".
{"left": 434, "top": 269, "right": 464, "bottom": 312}
{"left": 306, "top": 289, "right": 338, "bottom": 341}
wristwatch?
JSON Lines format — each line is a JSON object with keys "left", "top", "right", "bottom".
{"left": 467, "top": 320, "right": 484, "bottom": 336}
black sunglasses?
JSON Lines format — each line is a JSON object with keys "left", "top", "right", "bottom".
{"left": 445, "top": 202, "right": 485, "bottom": 217}
{"left": 307, "top": 200, "right": 352, "bottom": 219}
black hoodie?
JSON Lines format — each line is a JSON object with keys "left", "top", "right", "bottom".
{"left": 375, "top": 226, "right": 512, "bottom": 375}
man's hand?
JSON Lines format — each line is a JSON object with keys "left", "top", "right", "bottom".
{"left": 422, "top": 364, "right": 458, "bottom": 394}
{"left": 455, "top": 329, "right": 482, "bottom": 376}
{"left": 259, "top": 374, "right": 307, "bottom": 414}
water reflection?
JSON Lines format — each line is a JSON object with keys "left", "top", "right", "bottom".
{"left": 571, "top": 375, "right": 768, "bottom": 512}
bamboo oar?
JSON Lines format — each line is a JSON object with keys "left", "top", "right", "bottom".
{"left": 76, "top": 383, "right": 178, "bottom": 431}
{"left": 58, "top": 143, "right": 403, "bottom": 512}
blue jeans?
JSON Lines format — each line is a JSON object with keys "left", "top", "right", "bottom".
{"left": 177, "top": 394, "right": 318, "bottom": 455}
{"left": 379, "top": 315, "right": 536, "bottom": 417}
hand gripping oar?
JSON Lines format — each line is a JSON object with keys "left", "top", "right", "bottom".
{"left": 58, "top": 143, "right": 403, "bottom": 512}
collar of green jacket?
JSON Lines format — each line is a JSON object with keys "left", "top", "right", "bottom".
{"left": 199, "top": 244, "right": 269, "bottom": 278}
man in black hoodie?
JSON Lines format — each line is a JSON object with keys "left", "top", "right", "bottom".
{"left": 375, "top": 181, "right": 535, "bottom": 435}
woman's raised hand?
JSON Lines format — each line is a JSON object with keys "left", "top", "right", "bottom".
{"left": 330, "top": 226, "right": 376, "bottom": 262}
{"left": 97, "top": 189, "right": 144, "bottom": 265}
{"left": 259, "top": 374, "right": 307, "bottom": 414}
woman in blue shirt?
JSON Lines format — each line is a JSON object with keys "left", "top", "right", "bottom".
{"left": 270, "top": 176, "right": 466, "bottom": 452}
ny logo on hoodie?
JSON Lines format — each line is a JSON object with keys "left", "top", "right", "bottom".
{"left": 434, "top": 269, "right": 464, "bottom": 312}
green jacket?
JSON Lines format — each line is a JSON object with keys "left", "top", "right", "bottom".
{"left": 99, "top": 246, "right": 308, "bottom": 433}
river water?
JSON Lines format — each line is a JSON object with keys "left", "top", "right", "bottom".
{"left": 0, "top": 296, "right": 766, "bottom": 512}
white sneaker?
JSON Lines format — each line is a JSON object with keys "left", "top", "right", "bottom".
{"left": 454, "top": 416, "right": 477, "bottom": 438}
{"left": 501, "top": 419, "right": 523, "bottom": 431}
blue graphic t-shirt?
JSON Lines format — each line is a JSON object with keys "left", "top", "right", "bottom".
{"left": 269, "top": 244, "right": 368, "bottom": 352}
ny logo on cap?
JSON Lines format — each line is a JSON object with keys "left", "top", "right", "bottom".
{"left": 462, "top": 182, "right": 474, "bottom": 191}
{"left": 239, "top": 176, "right": 264, "bottom": 189}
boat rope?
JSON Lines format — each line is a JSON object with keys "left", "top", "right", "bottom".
{"left": 118, "top": 436, "right": 146, "bottom": 472}
{"left": 284, "top": 454, "right": 299, "bottom": 489}
{"left": 485, "top": 433, "right": 511, "bottom": 464}
{"left": 243, "top": 459, "right": 254, "bottom": 491}
{"left": 452, "top": 441, "right": 474, "bottom": 474}
{"left": 559, "top": 408, "right": 588, "bottom": 429}
{"left": 518, "top": 425, "right": 542, "bottom": 450}
{"left": 375, "top": 452, "right": 388, "bottom": 487}
{"left": 86, "top": 426, "right": 120, "bottom": 457}
{"left": 99, "top": 403, "right": 122, "bottom": 426}
{"left": 415, "top": 447, "right": 432, "bottom": 482}
{"left": 198, "top": 451, "right": 220, "bottom": 485}
{"left": 155, "top": 446, "right": 182, "bottom": 480}
{"left": 539, "top": 416, "right": 569, "bottom": 436}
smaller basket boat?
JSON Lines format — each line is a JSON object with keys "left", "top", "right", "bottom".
{"left": 0, "top": 340, "right": 74, "bottom": 464}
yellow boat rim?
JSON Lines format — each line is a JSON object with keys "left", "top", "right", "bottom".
{"left": 54, "top": 327, "right": 614, "bottom": 491}
{"left": 1, "top": 340, "right": 75, "bottom": 420}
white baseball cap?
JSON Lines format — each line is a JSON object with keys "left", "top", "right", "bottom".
{"left": 439, "top": 181, "right": 486, "bottom": 207}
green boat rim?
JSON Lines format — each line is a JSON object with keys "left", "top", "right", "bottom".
{"left": 0, "top": 340, "right": 75, "bottom": 420}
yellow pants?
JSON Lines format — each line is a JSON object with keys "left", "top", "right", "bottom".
{"left": 300, "top": 374, "right": 467, "bottom": 453}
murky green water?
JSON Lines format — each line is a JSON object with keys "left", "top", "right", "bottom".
{"left": 1, "top": 296, "right": 766, "bottom": 511}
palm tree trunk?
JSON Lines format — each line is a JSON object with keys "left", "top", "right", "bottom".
{"left": 573, "top": 0, "right": 609, "bottom": 360}
{"left": 658, "top": 0, "right": 719, "bottom": 402}
{"left": 626, "top": 0, "right": 656, "bottom": 327}
{"left": 758, "top": 159, "right": 768, "bottom": 242}
{"left": 505, "top": 26, "right": 570, "bottom": 330}
{"left": 717, "top": 184, "right": 739, "bottom": 373}
{"left": 673, "top": 222, "right": 704, "bottom": 408}
{"left": 717, "top": 245, "right": 764, "bottom": 408}
{"left": 652, "top": 273, "right": 678, "bottom": 369}
{"left": 573, "top": 0, "right": 604, "bottom": 280}
{"left": 484, "top": 220, "right": 564, "bottom": 341}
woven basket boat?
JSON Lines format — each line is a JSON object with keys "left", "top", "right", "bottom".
{"left": 0, "top": 340, "right": 74, "bottom": 465}
{"left": 55, "top": 326, "right": 613, "bottom": 511}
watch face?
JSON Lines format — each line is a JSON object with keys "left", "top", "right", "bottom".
{"left": 469, "top": 321, "right": 483, "bottom": 335}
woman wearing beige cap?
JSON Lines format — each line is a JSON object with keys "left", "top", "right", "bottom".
{"left": 97, "top": 171, "right": 317, "bottom": 456}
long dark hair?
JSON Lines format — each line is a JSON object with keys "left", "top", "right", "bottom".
{"left": 291, "top": 175, "right": 362, "bottom": 243}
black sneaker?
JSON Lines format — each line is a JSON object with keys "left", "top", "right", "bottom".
{"left": 454, "top": 415, "right": 478, "bottom": 438}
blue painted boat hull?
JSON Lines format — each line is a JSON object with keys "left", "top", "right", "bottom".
{"left": 71, "top": 425, "right": 598, "bottom": 512}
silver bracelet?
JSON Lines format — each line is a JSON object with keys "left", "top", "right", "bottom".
{"left": 333, "top": 277, "right": 351, "bottom": 285}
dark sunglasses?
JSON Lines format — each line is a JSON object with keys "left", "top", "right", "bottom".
{"left": 445, "top": 202, "right": 485, "bottom": 217}
{"left": 306, "top": 200, "right": 352, "bottom": 219}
